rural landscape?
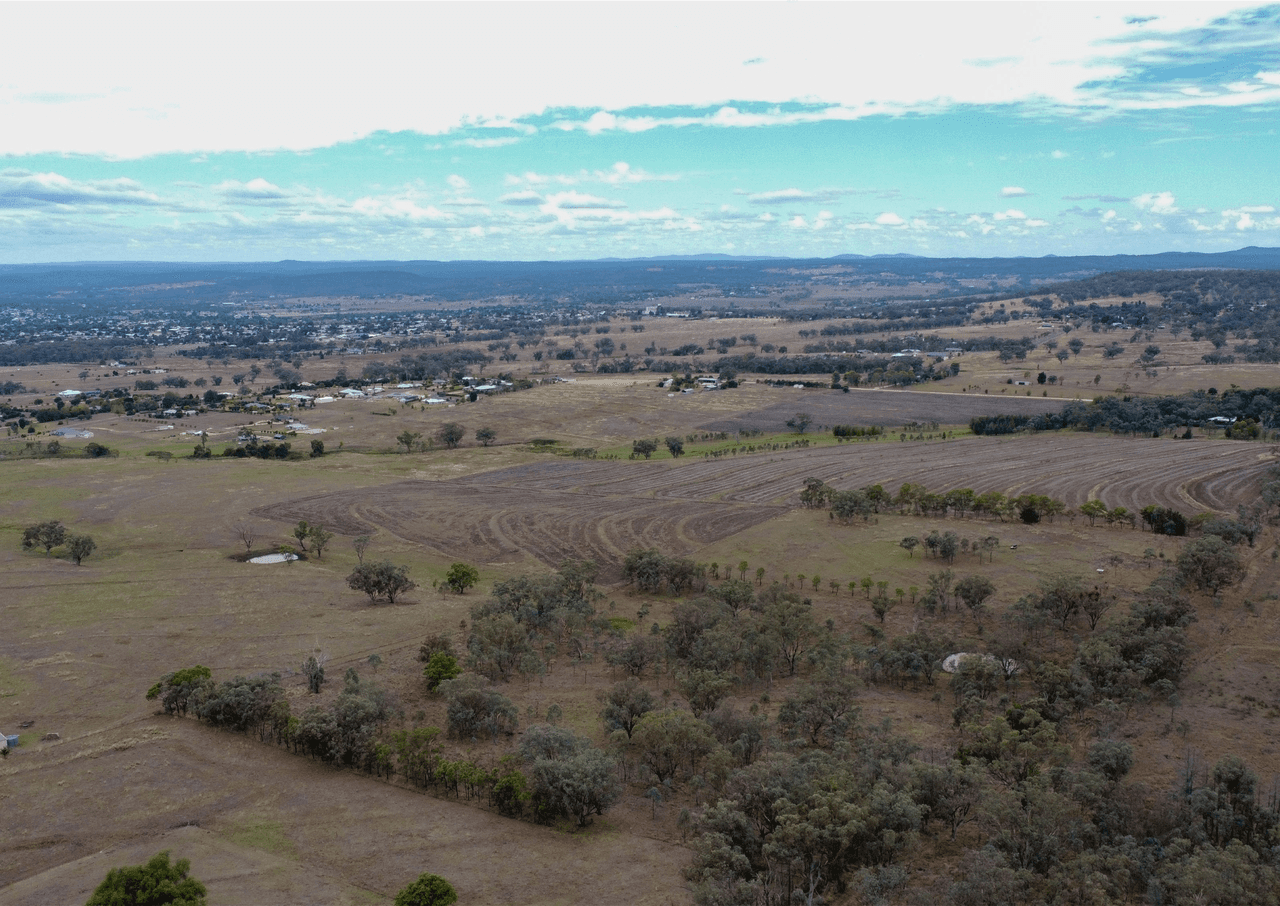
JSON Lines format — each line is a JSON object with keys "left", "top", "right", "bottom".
{"left": 4, "top": 251, "right": 1280, "bottom": 905}
{"left": 6, "top": 4, "right": 1280, "bottom": 904}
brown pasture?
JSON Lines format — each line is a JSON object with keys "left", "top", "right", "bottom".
{"left": 257, "top": 435, "right": 1276, "bottom": 581}
{"left": 6, "top": 334, "right": 1280, "bottom": 904}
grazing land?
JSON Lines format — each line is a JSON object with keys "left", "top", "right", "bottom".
{"left": 5, "top": 257, "right": 1280, "bottom": 905}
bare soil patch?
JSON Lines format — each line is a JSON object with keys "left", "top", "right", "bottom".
{"left": 698, "top": 386, "right": 1068, "bottom": 433}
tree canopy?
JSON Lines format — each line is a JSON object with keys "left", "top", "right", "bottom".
{"left": 85, "top": 851, "right": 207, "bottom": 906}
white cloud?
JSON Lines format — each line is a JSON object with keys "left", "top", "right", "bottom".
{"left": 875, "top": 212, "right": 904, "bottom": 226}
{"left": 0, "top": 169, "right": 163, "bottom": 208}
{"left": 1051, "top": 150, "right": 1069, "bottom": 160}
{"left": 592, "top": 162, "right": 679, "bottom": 184}
{"left": 1133, "top": 191, "right": 1178, "bottom": 214}
{"left": 545, "top": 191, "right": 625, "bottom": 210}
{"left": 452, "top": 137, "right": 521, "bottom": 149}
{"left": 1001, "top": 186, "right": 1030, "bottom": 197}
{"left": 993, "top": 209, "right": 1027, "bottom": 220}
{"left": 2, "top": 3, "right": 1274, "bottom": 156}
{"left": 215, "top": 178, "right": 290, "bottom": 201}
{"left": 750, "top": 188, "right": 815, "bottom": 204}
{"left": 447, "top": 174, "right": 470, "bottom": 191}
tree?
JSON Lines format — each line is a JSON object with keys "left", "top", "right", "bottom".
{"left": 475, "top": 426, "right": 496, "bottom": 447}
{"left": 310, "top": 439, "right": 325, "bottom": 457}
{"left": 66, "top": 533, "right": 96, "bottom": 565}
{"left": 598, "top": 677, "right": 656, "bottom": 738}
{"left": 394, "top": 873, "right": 458, "bottom": 906}
{"left": 307, "top": 524, "right": 333, "bottom": 559}
{"left": 22, "top": 521, "right": 66, "bottom": 556}
{"left": 1080, "top": 499, "right": 1108, "bottom": 526}
{"left": 86, "top": 850, "right": 207, "bottom": 906}
{"left": 397, "top": 430, "right": 422, "bottom": 453}
{"left": 352, "top": 534, "right": 372, "bottom": 564}
{"left": 302, "top": 655, "right": 326, "bottom": 693}
{"left": 955, "top": 575, "right": 996, "bottom": 627}
{"left": 522, "top": 730, "right": 622, "bottom": 826}
{"left": 292, "top": 520, "right": 312, "bottom": 552}
{"left": 234, "top": 521, "right": 257, "bottom": 554}
{"left": 423, "top": 652, "right": 461, "bottom": 691}
{"left": 347, "top": 561, "right": 417, "bottom": 604}
{"left": 786, "top": 412, "right": 813, "bottom": 434}
{"left": 665, "top": 436, "right": 684, "bottom": 457}
{"left": 444, "top": 562, "right": 480, "bottom": 594}
{"left": 1035, "top": 573, "right": 1088, "bottom": 631}
{"left": 439, "top": 675, "right": 519, "bottom": 739}
{"left": 632, "top": 438, "right": 658, "bottom": 459}
{"left": 900, "top": 536, "right": 920, "bottom": 558}
{"left": 777, "top": 674, "right": 860, "bottom": 747}
{"left": 1177, "top": 535, "right": 1246, "bottom": 596}
{"left": 437, "top": 423, "right": 466, "bottom": 449}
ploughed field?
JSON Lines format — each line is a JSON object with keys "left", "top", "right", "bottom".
{"left": 698, "top": 386, "right": 1069, "bottom": 432}
{"left": 255, "top": 434, "right": 1272, "bottom": 572}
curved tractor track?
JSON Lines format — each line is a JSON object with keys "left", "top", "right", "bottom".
{"left": 254, "top": 435, "right": 1273, "bottom": 571}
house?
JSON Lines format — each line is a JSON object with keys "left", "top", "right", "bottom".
{"left": 1207, "top": 416, "right": 1237, "bottom": 426}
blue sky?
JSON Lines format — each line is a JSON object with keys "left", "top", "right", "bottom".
{"left": 2, "top": 2, "right": 1279, "bottom": 262}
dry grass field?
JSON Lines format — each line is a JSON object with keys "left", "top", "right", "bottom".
{"left": 5, "top": 367, "right": 1280, "bottom": 903}
{"left": 5, "top": 295, "right": 1280, "bottom": 903}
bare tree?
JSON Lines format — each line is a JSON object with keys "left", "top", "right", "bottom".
{"left": 234, "top": 521, "right": 256, "bottom": 554}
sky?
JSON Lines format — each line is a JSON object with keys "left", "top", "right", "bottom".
{"left": 2, "top": 1, "right": 1279, "bottom": 263}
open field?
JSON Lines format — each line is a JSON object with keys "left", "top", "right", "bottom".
{"left": 257, "top": 435, "right": 1275, "bottom": 582}
{"left": 7, "top": 268, "right": 1280, "bottom": 903}
{"left": 6, "top": 394, "right": 1280, "bottom": 904}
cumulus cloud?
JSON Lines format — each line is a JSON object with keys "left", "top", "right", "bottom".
{"left": 0, "top": 169, "right": 163, "bottom": 208}
{"left": 875, "top": 212, "right": 904, "bottom": 225}
{"left": 993, "top": 209, "right": 1027, "bottom": 220}
{"left": 447, "top": 174, "right": 470, "bottom": 191}
{"left": 215, "top": 178, "right": 290, "bottom": 202}
{"left": 1132, "top": 191, "right": 1178, "bottom": 214}
{"left": 1001, "top": 186, "right": 1030, "bottom": 197}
